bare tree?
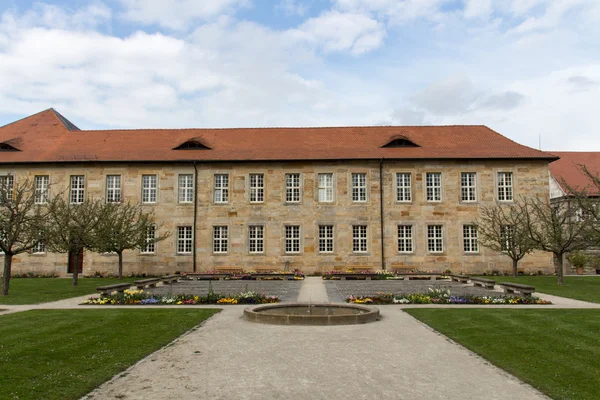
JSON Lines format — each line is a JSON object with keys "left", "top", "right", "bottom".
{"left": 92, "top": 202, "right": 169, "bottom": 278}
{"left": 477, "top": 204, "right": 536, "bottom": 277}
{"left": 565, "top": 165, "right": 600, "bottom": 246}
{"left": 0, "top": 178, "right": 50, "bottom": 295}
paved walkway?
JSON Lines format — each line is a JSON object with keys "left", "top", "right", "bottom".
{"left": 296, "top": 276, "right": 329, "bottom": 303}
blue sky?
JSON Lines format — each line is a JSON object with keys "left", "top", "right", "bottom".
{"left": 0, "top": 0, "right": 599, "bottom": 151}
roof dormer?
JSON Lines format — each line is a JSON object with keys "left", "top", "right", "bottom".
{"left": 173, "top": 138, "right": 211, "bottom": 150}
{"left": 0, "top": 140, "right": 21, "bottom": 152}
{"left": 381, "top": 135, "right": 419, "bottom": 148}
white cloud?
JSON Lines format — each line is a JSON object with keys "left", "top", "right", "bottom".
{"left": 463, "top": 0, "right": 492, "bottom": 19}
{"left": 276, "top": 0, "right": 308, "bottom": 17}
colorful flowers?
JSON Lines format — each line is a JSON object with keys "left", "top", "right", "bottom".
{"left": 346, "top": 291, "right": 552, "bottom": 305}
{"left": 82, "top": 290, "right": 280, "bottom": 305}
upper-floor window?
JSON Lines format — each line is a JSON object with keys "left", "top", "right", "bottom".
{"left": 177, "top": 226, "right": 193, "bottom": 254}
{"left": 35, "top": 175, "right": 49, "bottom": 204}
{"left": 70, "top": 175, "right": 85, "bottom": 204}
{"left": 426, "top": 173, "right": 441, "bottom": 202}
{"left": 498, "top": 172, "right": 513, "bottom": 201}
{"left": 285, "top": 225, "right": 301, "bottom": 253}
{"left": 0, "top": 175, "right": 14, "bottom": 200}
{"left": 249, "top": 174, "right": 264, "bottom": 203}
{"left": 32, "top": 239, "right": 45, "bottom": 254}
{"left": 141, "top": 225, "right": 156, "bottom": 254}
{"left": 318, "top": 225, "right": 334, "bottom": 253}
{"left": 248, "top": 225, "right": 264, "bottom": 254}
{"left": 213, "top": 226, "right": 228, "bottom": 253}
{"left": 142, "top": 175, "right": 157, "bottom": 204}
{"left": 461, "top": 172, "right": 476, "bottom": 202}
{"left": 351, "top": 173, "right": 367, "bottom": 202}
{"left": 106, "top": 175, "right": 121, "bottom": 203}
{"left": 318, "top": 173, "right": 334, "bottom": 203}
{"left": 397, "top": 225, "right": 413, "bottom": 253}
{"left": 463, "top": 225, "right": 479, "bottom": 253}
{"left": 214, "top": 174, "right": 229, "bottom": 203}
{"left": 352, "top": 225, "right": 368, "bottom": 253}
{"left": 285, "top": 173, "right": 301, "bottom": 203}
{"left": 427, "top": 225, "right": 443, "bottom": 253}
{"left": 396, "top": 173, "right": 411, "bottom": 202}
{"left": 178, "top": 174, "right": 194, "bottom": 203}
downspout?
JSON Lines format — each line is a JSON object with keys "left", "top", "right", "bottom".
{"left": 193, "top": 161, "right": 198, "bottom": 273}
{"left": 379, "top": 158, "right": 385, "bottom": 270}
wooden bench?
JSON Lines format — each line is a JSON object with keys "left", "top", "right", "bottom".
{"left": 134, "top": 278, "right": 161, "bottom": 289}
{"left": 499, "top": 282, "right": 535, "bottom": 296}
{"left": 96, "top": 283, "right": 132, "bottom": 296}
{"left": 347, "top": 266, "right": 373, "bottom": 272}
{"left": 252, "top": 273, "right": 295, "bottom": 280}
{"left": 333, "top": 272, "right": 378, "bottom": 280}
{"left": 398, "top": 273, "right": 443, "bottom": 281}
{"left": 391, "top": 266, "right": 414, "bottom": 274}
{"left": 186, "top": 273, "right": 230, "bottom": 280}
{"left": 449, "top": 274, "right": 470, "bottom": 284}
{"left": 215, "top": 266, "right": 244, "bottom": 274}
{"left": 470, "top": 277, "right": 496, "bottom": 289}
{"left": 161, "top": 275, "right": 179, "bottom": 284}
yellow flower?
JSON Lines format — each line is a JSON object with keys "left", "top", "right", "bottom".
{"left": 177, "top": 301, "right": 182, "bottom": 305}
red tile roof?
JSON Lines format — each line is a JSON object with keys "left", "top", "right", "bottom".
{"left": 0, "top": 109, "right": 558, "bottom": 164}
{"left": 549, "top": 152, "right": 600, "bottom": 196}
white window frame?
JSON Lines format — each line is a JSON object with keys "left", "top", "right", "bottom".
{"left": 461, "top": 172, "right": 477, "bottom": 202}
{"left": 500, "top": 225, "right": 514, "bottom": 251}
{"left": 213, "top": 226, "right": 229, "bottom": 253}
{"left": 178, "top": 174, "right": 194, "bottom": 203}
{"left": 463, "top": 225, "right": 479, "bottom": 253}
{"left": 177, "top": 226, "right": 193, "bottom": 254}
{"left": 285, "top": 225, "right": 301, "bottom": 254}
{"left": 142, "top": 175, "right": 157, "bottom": 204}
{"left": 318, "top": 173, "right": 334, "bottom": 203}
{"left": 426, "top": 173, "right": 442, "bottom": 202}
{"left": 397, "top": 225, "right": 413, "bottom": 253}
{"left": 285, "top": 173, "right": 301, "bottom": 203}
{"left": 31, "top": 239, "right": 45, "bottom": 254}
{"left": 214, "top": 174, "right": 229, "bottom": 204}
{"left": 318, "top": 225, "right": 334, "bottom": 253}
{"left": 0, "top": 175, "right": 14, "bottom": 201}
{"left": 396, "top": 173, "right": 411, "bottom": 202}
{"left": 34, "top": 175, "right": 49, "bottom": 204}
{"left": 351, "top": 173, "right": 367, "bottom": 202}
{"left": 427, "top": 225, "right": 443, "bottom": 253}
{"left": 352, "top": 225, "right": 368, "bottom": 253}
{"left": 498, "top": 172, "right": 513, "bottom": 202}
{"left": 248, "top": 225, "right": 264, "bottom": 254}
{"left": 106, "top": 175, "right": 121, "bottom": 203}
{"left": 249, "top": 174, "right": 264, "bottom": 203}
{"left": 141, "top": 225, "right": 156, "bottom": 254}
{"left": 70, "top": 175, "right": 85, "bottom": 204}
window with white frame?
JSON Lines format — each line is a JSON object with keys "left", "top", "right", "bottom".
{"left": 0, "top": 175, "right": 13, "bottom": 201}
{"left": 318, "top": 173, "right": 334, "bottom": 202}
{"left": 397, "top": 225, "right": 413, "bottom": 253}
{"left": 500, "top": 225, "right": 514, "bottom": 251}
{"left": 463, "top": 225, "right": 479, "bottom": 253}
{"left": 285, "top": 225, "right": 301, "bottom": 253}
{"left": 427, "top": 225, "right": 443, "bottom": 252}
{"left": 142, "top": 175, "right": 157, "bottom": 204}
{"left": 178, "top": 174, "right": 194, "bottom": 203}
{"left": 177, "top": 226, "right": 193, "bottom": 254}
{"left": 70, "top": 175, "right": 85, "bottom": 204}
{"left": 498, "top": 172, "right": 513, "bottom": 201}
{"left": 318, "top": 225, "right": 334, "bottom": 253}
{"left": 351, "top": 173, "right": 367, "bottom": 202}
{"left": 214, "top": 174, "right": 229, "bottom": 203}
{"left": 352, "top": 225, "right": 368, "bottom": 253}
{"left": 106, "top": 175, "right": 121, "bottom": 203}
{"left": 461, "top": 172, "right": 477, "bottom": 202}
{"left": 141, "top": 225, "right": 156, "bottom": 254}
{"left": 426, "top": 173, "right": 441, "bottom": 202}
{"left": 32, "top": 239, "right": 45, "bottom": 254}
{"left": 249, "top": 174, "right": 264, "bottom": 203}
{"left": 34, "top": 175, "right": 49, "bottom": 204}
{"left": 285, "top": 173, "right": 301, "bottom": 203}
{"left": 248, "top": 225, "right": 264, "bottom": 253}
{"left": 213, "top": 226, "right": 228, "bottom": 253}
{"left": 396, "top": 173, "right": 411, "bottom": 202}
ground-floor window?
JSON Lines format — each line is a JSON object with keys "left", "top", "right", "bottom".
{"left": 352, "top": 225, "right": 368, "bottom": 253}
{"left": 427, "top": 225, "right": 443, "bottom": 253}
{"left": 397, "top": 225, "right": 413, "bottom": 253}
{"left": 177, "top": 226, "right": 193, "bottom": 254}
{"left": 463, "top": 225, "right": 479, "bottom": 253}
{"left": 213, "top": 226, "right": 229, "bottom": 253}
{"left": 285, "top": 225, "right": 300, "bottom": 253}
{"left": 248, "top": 225, "right": 264, "bottom": 253}
{"left": 318, "top": 225, "right": 334, "bottom": 253}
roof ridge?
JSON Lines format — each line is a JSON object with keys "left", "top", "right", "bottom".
{"left": 49, "top": 108, "right": 80, "bottom": 131}
{"left": 481, "top": 126, "right": 558, "bottom": 160}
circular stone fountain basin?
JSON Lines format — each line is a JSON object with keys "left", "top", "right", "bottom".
{"left": 244, "top": 303, "right": 380, "bottom": 325}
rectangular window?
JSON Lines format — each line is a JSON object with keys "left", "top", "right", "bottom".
{"left": 352, "top": 225, "right": 368, "bottom": 253}
{"left": 249, "top": 174, "right": 264, "bottom": 203}
{"left": 461, "top": 172, "right": 477, "bottom": 202}
{"left": 498, "top": 172, "right": 513, "bottom": 201}
{"left": 285, "top": 173, "right": 301, "bottom": 203}
{"left": 318, "top": 173, "right": 334, "bottom": 202}
{"left": 32, "top": 239, "right": 45, "bottom": 254}
{"left": 248, "top": 225, "right": 264, "bottom": 254}
{"left": 141, "top": 225, "right": 156, "bottom": 254}
{"left": 285, "top": 225, "right": 301, "bottom": 253}
{"left": 426, "top": 173, "right": 441, "bottom": 202}
{"left": 397, "top": 225, "right": 413, "bottom": 253}
{"left": 463, "top": 225, "right": 479, "bottom": 253}
{"left": 214, "top": 174, "right": 229, "bottom": 203}
{"left": 351, "top": 173, "right": 367, "bottom": 202}
{"left": 177, "top": 226, "right": 193, "bottom": 254}
{"left": 34, "top": 175, "right": 49, "bottom": 204}
{"left": 318, "top": 225, "right": 334, "bottom": 253}
{"left": 142, "top": 175, "right": 157, "bottom": 204}
{"left": 178, "top": 174, "right": 194, "bottom": 203}
{"left": 500, "top": 225, "right": 514, "bottom": 251}
{"left": 213, "top": 226, "right": 228, "bottom": 253}
{"left": 0, "top": 175, "right": 14, "bottom": 201}
{"left": 70, "top": 175, "right": 85, "bottom": 204}
{"left": 427, "top": 225, "right": 443, "bottom": 253}
{"left": 106, "top": 175, "right": 121, "bottom": 203}
{"left": 396, "top": 173, "right": 411, "bottom": 202}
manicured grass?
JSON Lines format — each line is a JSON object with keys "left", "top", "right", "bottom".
{"left": 0, "top": 309, "right": 220, "bottom": 400}
{"left": 480, "top": 276, "right": 600, "bottom": 303}
{"left": 0, "top": 278, "right": 130, "bottom": 304}
{"left": 406, "top": 309, "right": 600, "bottom": 400}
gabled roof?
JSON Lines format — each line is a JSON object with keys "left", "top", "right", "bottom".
{"left": 548, "top": 152, "right": 600, "bottom": 196}
{"left": 0, "top": 109, "right": 558, "bottom": 164}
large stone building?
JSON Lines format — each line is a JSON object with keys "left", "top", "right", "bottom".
{"left": 0, "top": 109, "right": 557, "bottom": 276}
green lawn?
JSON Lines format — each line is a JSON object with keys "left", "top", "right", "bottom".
{"left": 406, "top": 309, "right": 600, "bottom": 400}
{"left": 480, "top": 276, "right": 600, "bottom": 303}
{"left": 0, "top": 309, "right": 220, "bottom": 400}
{"left": 0, "top": 278, "right": 130, "bottom": 304}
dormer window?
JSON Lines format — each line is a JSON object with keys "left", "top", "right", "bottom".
{"left": 382, "top": 136, "right": 419, "bottom": 148}
{"left": 173, "top": 139, "right": 211, "bottom": 150}
{"left": 0, "top": 142, "right": 20, "bottom": 151}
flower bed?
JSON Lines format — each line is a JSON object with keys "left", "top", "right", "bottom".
{"left": 346, "top": 289, "right": 552, "bottom": 305}
{"left": 83, "top": 289, "right": 279, "bottom": 305}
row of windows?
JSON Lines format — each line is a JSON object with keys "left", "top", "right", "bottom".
{"left": 0, "top": 171, "right": 515, "bottom": 205}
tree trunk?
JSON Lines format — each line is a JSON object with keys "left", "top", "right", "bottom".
{"left": 512, "top": 258, "right": 518, "bottom": 278}
{"left": 2, "top": 253, "right": 13, "bottom": 296}
{"left": 118, "top": 251, "right": 123, "bottom": 279}
{"left": 72, "top": 252, "right": 79, "bottom": 287}
{"left": 556, "top": 253, "right": 564, "bottom": 285}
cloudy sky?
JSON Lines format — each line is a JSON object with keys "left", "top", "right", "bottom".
{"left": 0, "top": 0, "right": 599, "bottom": 151}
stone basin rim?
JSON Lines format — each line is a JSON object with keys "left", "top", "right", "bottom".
{"left": 243, "top": 302, "right": 380, "bottom": 325}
